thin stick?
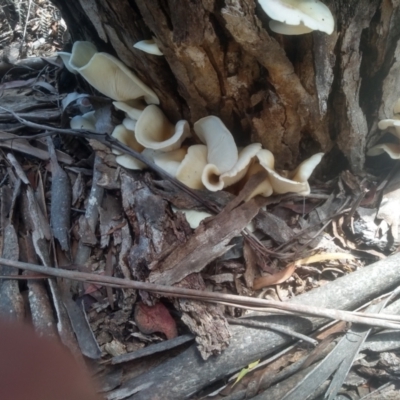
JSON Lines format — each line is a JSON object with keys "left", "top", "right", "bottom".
{"left": 226, "top": 317, "right": 318, "bottom": 346}
{"left": 1, "top": 257, "right": 400, "bottom": 330}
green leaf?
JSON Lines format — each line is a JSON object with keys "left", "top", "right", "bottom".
{"left": 232, "top": 359, "right": 260, "bottom": 387}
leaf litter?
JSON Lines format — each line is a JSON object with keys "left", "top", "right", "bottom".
{"left": 1, "top": 11, "right": 400, "bottom": 399}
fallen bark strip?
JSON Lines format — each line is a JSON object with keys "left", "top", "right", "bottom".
{"left": 111, "top": 334, "right": 194, "bottom": 365}
{"left": 149, "top": 197, "right": 266, "bottom": 286}
{"left": 107, "top": 253, "right": 400, "bottom": 400}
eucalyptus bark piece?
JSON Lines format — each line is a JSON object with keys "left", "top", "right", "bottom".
{"left": 47, "top": 137, "right": 72, "bottom": 254}
{"left": 174, "top": 273, "right": 231, "bottom": 360}
{"left": 110, "top": 252, "right": 400, "bottom": 400}
{"left": 121, "top": 172, "right": 183, "bottom": 281}
{"left": 149, "top": 195, "right": 265, "bottom": 287}
{"left": 21, "top": 181, "right": 82, "bottom": 359}
{"left": 111, "top": 334, "right": 194, "bottom": 365}
{"left": 0, "top": 224, "right": 24, "bottom": 321}
{"left": 74, "top": 154, "right": 104, "bottom": 266}
{"left": 60, "top": 292, "right": 102, "bottom": 360}
{"left": 19, "top": 233, "right": 57, "bottom": 338}
{"left": 0, "top": 132, "right": 73, "bottom": 164}
{"left": 253, "top": 211, "right": 295, "bottom": 244}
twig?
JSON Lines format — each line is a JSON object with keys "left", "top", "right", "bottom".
{"left": 1, "top": 257, "right": 400, "bottom": 330}
{"left": 226, "top": 317, "right": 318, "bottom": 346}
{"left": 21, "top": 0, "right": 33, "bottom": 52}
{"left": 359, "top": 382, "right": 393, "bottom": 400}
{"left": 277, "top": 197, "right": 351, "bottom": 254}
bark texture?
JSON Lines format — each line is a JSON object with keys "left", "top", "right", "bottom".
{"left": 51, "top": 0, "right": 400, "bottom": 172}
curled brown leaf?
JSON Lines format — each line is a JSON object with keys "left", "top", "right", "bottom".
{"left": 253, "top": 263, "right": 296, "bottom": 290}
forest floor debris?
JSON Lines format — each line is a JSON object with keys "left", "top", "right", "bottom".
{"left": 1, "top": 3, "right": 400, "bottom": 399}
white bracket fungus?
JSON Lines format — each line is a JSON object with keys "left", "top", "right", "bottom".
{"left": 110, "top": 124, "right": 146, "bottom": 169}
{"left": 69, "top": 111, "right": 96, "bottom": 131}
{"left": 65, "top": 41, "right": 324, "bottom": 227}
{"left": 257, "top": 150, "right": 323, "bottom": 195}
{"left": 151, "top": 148, "right": 188, "bottom": 177}
{"left": 135, "top": 105, "right": 191, "bottom": 152}
{"left": 368, "top": 98, "right": 400, "bottom": 159}
{"left": 113, "top": 100, "right": 144, "bottom": 120}
{"left": 194, "top": 116, "right": 238, "bottom": 174}
{"left": 59, "top": 41, "right": 159, "bottom": 104}
{"left": 258, "top": 0, "right": 334, "bottom": 35}
{"left": 133, "top": 39, "right": 164, "bottom": 56}
{"left": 175, "top": 145, "right": 208, "bottom": 190}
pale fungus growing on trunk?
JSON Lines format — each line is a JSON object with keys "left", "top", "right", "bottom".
{"left": 256, "top": 150, "right": 324, "bottom": 195}
{"left": 60, "top": 41, "right": 159, "bottom": 104}
{"left": 135, "top": 105, "right": 191, "bottom": 152}
{"left": 268, "top": 20, "right": 313, "bottom": 35}
{"left": 63, "top": 40, "right": 324, "bottom": 228}
{"left": 151, "top": 148, "right": 188, "bottom": 177}
{"left": 68, "top": 41, "right": 98, "bottom": 71}
{"left": 133, "top": 39, "right": 164, "bottom": 56}
{"left": 75, "top": 52, "right": 159, "bottom": 104}
{"left": 367, "top": 144, "right": 400, "bottom": 159}
{"left": 175, "top": 145, "right": 208, "bottom": 190}
{"left": 194, "top": 116, "right": 238, "bottom": 174}
{"left": 122, "top": 118, "right": 137, "bottom": 132}
{"left": 113, "top": 100, "right": 144, "bottom": 120}
{"left": 258, "top": 0, "right": 334, "bottom": 35}
{"left": 368, "top": 98, "right": 400, "bottom": 159}
{"left": 69, "top": 111, "right": 96, "bottom": 131}
{"left": 57, "top": 52, "right": 78, "bottom": 74}
{"left": 110, "top": 125, "right": 146, "bottom": 169}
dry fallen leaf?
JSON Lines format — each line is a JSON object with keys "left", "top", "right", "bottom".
{"left": 134, "top": 302, "right": 178, "bottom": 340}
{"left": 253, "top": 263, "right": 296, "bottom": 290}
{"left": 253, "top": 253, "right": 355, "bottom": 290}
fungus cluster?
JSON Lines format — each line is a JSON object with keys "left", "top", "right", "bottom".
{"left": 60, "top": 41, "right": 323, "bottom": 205}
{"left": 368, "top": 99, "right": 400, "bottom": 159}
{"left": 258, "top": 0, "right": 334, "bottom": 35}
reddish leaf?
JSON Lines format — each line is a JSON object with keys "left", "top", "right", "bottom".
{"left": 134, "top": 302, "right": 177, "bottom": 339}
{"left": 253, "top": 263, "right": 296, "bottom": 290}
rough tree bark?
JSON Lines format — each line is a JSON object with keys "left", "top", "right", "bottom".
{"left": 50, "top": 0, "right": 400, "bottom": 172}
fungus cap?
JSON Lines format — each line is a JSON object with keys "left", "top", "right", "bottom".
{"left": 378, "top": 119, "right": 400, "bottom": 137}
{"left": 57, "top": 52, "right": 77, "bottom": 74}
{"left": 70, "top": 111, "right": 96, "bottom": 131}
{"left": 122, "top": 117, "right": 137, "bottom": 131}
{"left": 78, "top": 53, "right": 159, "bottom": 104}
{"left": 202, "top": 143, "right": 262, "bottom": 192}
{"left": 257, "top": 150, "right": 322, "bottom": 195}
{"left": 133, "top": 39, "right": 163, "bottom": 56}
{"left": 115, "top": 154, "right": 146, "bottom": 170}
{"left": 269, "top": 20, "right": 314, "bottom": 35}
{"left": 367, "top": 143, "right": 400, "bottom": 159}
{"left": 176, "top": 145, "right": 208, "bottom": 190}
{"left": 135, "top": 105, "right": 191, "bottom": 152}
{"left": 152, "top": 148, "right": 188, "bottom": 177}
{"left": 194, "top": 116, "right": 238, "bottom": 174}
{"left": 259, "top": 0, "right": 334, "bottom": 34}
{"left": 111, "top": 124, "right": 144, "bottom": 156}
{"left": 68, "top": 41, "right": 98, "bottom": 70}
{"left": 113, "top": 100, "right": 145, "bottom": 120}
{"left": 393, "top": 98, "right": 400, "bottom": 115}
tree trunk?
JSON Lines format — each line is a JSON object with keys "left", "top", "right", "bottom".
{"left": 50, "top": 0, "right": 400, "bottom": 173}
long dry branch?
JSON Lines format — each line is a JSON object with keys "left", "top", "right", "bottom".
{"left": 0, "top": 257, "right": 399, "bottom": 330}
